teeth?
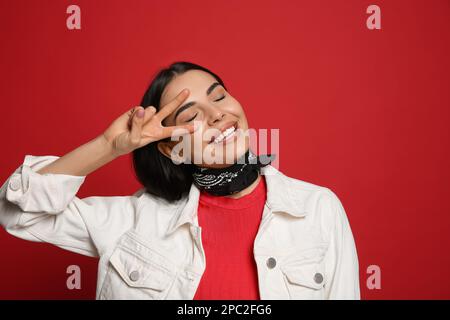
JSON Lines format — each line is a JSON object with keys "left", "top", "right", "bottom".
{"left": 213, "top": 126, "right": 236, "bottom": 143}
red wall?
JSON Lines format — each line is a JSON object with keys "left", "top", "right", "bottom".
{"left": 0, "top": 0, "right": 449, "bottom": 299}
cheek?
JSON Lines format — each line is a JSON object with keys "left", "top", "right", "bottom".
{"left": 228, "top": 99, "right": 243, "bottom": 112}
{"left": 180, "top": 128, "right": 211, "bottom": 155}
{"left": 236, "top": 109, "right": 249, "bottom": 129}
{"left": 221, "top": 104, "right": 247, "bottom": 126}
{"left": 189, "top": 122, "right": 216, "bottom": 146}
{"left": 229, "top": 101, "right": 246, "bottom": 120}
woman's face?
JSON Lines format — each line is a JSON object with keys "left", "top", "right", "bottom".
{"left": 158, "top": 70, "right": 249, "bottom": 168}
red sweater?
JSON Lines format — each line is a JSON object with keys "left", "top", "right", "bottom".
{"left": 193, "top": 175, "right": 267, "bottom": 300}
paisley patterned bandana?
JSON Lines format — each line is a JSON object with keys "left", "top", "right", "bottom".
{"left": 189, "top": 149, "right": 276, "bottom": 196}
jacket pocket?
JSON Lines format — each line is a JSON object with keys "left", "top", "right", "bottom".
{"left": 279, "top": 245, "right": 328, "bottom": 299}
{"left": 100, "top": 244, "right": 177, "bottom": 300}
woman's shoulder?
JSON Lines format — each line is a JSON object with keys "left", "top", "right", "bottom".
{"left": 132, "top": 187, "right": 188, "bottom": 209}
{"left": 262, "top": 164, "right": 335, "bottom": 196}
{"left": 262, "top": 165, "right": 346, "bottom": 217}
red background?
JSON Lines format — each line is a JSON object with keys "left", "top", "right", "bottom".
{"left": 1, "top": 0, "right": 449, "bottom": 299}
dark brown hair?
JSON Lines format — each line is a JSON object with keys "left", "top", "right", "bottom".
{"left": 132, "top": 61, "right": 227, "bottom": 202}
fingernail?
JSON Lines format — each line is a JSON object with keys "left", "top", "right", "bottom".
{"left": 137, "top": 109, "right": 144, "bottom": 118}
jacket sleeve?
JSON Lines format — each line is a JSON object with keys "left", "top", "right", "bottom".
{"left": 321, "top": 188, "right": 361, "bottom": 299}
{"left": 0, "top": 155, "right": 139, "bottom": 258}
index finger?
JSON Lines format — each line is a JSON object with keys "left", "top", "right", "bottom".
{"left": 156, "top": 88, "right": 189, "bottom": 121}
{"left": 160, "top": 123, "right": 198, "bottom": 140}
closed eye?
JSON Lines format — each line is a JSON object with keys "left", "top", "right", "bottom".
{"left": 186, "top": 113, "right": 198, "bottom": 122}
{"left": 185, "top": 96, "right": 226, "bottom": 122}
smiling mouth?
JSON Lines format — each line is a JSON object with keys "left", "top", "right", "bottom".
{"left": 209, "top": 123, "right": 238, "bottom": 144}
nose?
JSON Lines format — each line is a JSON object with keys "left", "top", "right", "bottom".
{"left": 206, "top": 107, "right": 225, "bottom": 126}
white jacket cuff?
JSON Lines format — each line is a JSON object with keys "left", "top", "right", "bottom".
{"left": 5, "top": 155, "right": 86, "bottom": 213}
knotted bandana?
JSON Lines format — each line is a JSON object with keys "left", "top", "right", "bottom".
{"left": 189, "top": 149, "right": 276, "bottom": 196}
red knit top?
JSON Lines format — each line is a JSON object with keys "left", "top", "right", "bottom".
{"left": 193, "top": 175, "right": 267, "bottom": 300}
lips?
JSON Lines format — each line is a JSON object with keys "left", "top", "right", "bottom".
{"left": 209, "top": 122, "right": 238, "bottom": 144}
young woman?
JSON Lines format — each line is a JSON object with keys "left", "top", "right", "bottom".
{"left": 0, "top": 61, "right": 360, "bottom": 300}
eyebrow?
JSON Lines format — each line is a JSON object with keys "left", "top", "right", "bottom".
{"left": 173, "top": 82, "right": 222, "bottom": 122}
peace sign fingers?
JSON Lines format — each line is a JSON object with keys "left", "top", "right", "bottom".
{"left": 154, "top": 88, "right": 190, "bottom": 122}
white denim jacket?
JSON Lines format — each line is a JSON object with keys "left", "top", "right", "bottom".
{"left": 0, "top": 155, "right": 360, "bottom": 300}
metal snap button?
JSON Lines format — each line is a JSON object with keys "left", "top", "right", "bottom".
{"left": 129, "top": 270, "right": 140, "bottom": 282}
{"left": 9, "top": 177, "right": 21, "bottom": 191}
{"left": 314, "top": 272, "right": 324, "bottom": 284}
{"left": 266, "top": 257, "right": 277, "bottom": 269}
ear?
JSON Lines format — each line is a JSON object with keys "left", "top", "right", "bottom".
{"left": 157, "top": 140, "right": 185, "bottom": 164}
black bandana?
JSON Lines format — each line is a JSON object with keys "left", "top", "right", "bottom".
{"left": 189, "top": 149, "right": 276, "bottom": 196}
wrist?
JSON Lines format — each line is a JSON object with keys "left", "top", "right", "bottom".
{"left": 98, "top": 133, "right": 121, "bottom": 160}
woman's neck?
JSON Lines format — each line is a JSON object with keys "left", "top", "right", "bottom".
{"left": 224, "top": 173, "right": 262, "bottom": 199}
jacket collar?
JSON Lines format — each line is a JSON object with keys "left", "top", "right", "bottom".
{"left": 165, "top": 164, "right": 308, "bottom": 236}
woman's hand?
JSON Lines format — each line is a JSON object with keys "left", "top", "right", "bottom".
{"left": 103, "top": 89, "right": 196, "bottom": 157}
